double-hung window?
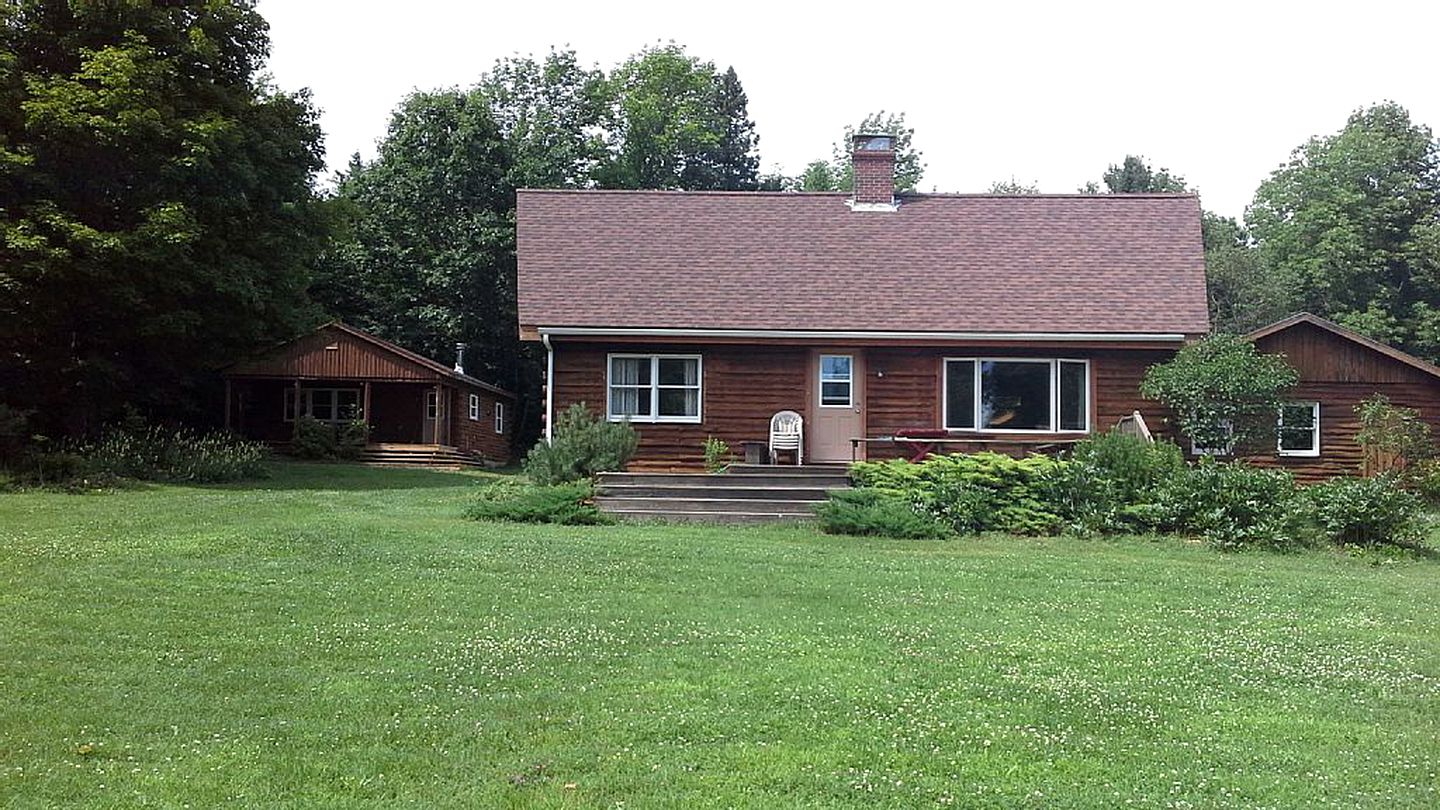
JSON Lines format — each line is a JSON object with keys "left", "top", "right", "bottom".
{"left": 495, "top": 401, "right": 506, "bottom": 434}
{"left": 1278, "top": 402, "right": 1320, "bottom": 457}
{"left": 943, "top": 358, "right": 1089, "bottom": 432}
{"left": 607, "top": 354, "right": 702, "bottom": 423}
{"left": 468, "top": 394, "right": 480, "bottom": 421}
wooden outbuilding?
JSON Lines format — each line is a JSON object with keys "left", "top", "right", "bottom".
{"left": 221, "top": 322, "right": 514, "bottom": 467}
{"left": 1241, "top": 312, "right": 1440, "bottom": 481}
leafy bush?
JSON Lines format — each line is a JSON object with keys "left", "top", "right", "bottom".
{"left": 1043, "top": 433, "right": 1185, "bottom": 534}
{"left": 464, "top": 479, "right": 611, "bottom": 525}
{"left": 1141, "top": 334, "right": 1299, "bottom": 455}
{"left": 852, "top": 452, "right": 1065, "bottom": 536}
{"left": 815, "top": 489, "right": 950, "bottom": 540}
{"left": 0, "top": 404, "right": 32, "bottom": 466}
{"left": 523, "top": 403, "right": 638, "bottom": 485}
{"left": 1354, "top": 394, "right": 1435, "bottom": 478}
{"left": 86, "top": 425, "right": 269, "bottom": 483}
{"left": 1306, "top": 474, "right": 1424, "bottom": 547}
{"left": 291, "top": 416, "right": 338, "bottom": 460}
{"left": 336, "top": 419, "right": 369, "bottom": 460}
{"left": 702, "top": 436, "right": 732, "bottom": 473}
{"left": 1152, "top": 459, "right": 1310, "bottom": 551}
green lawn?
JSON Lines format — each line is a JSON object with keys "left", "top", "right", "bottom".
{"left": 2, "top": 464, "right": 1437, "bottom": 808}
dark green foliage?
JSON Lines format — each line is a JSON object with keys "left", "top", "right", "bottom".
{"left": 85, "top": 425, "right": 268, "bottom": 483}
{"left": 311, "top": 90, "right": 516, "bottom": 382}
{"left": 1249, "top": 102, "right": 1440, "bottom": 361}
{"left": 1353, "top": 394, "right": 1436, "bottom": 478}
{"left": 464, "top": 479, "right": 610, "bottom": 525}
{"left": 287, "top": 417, "right": 367, "bottom": 462}
{"left": 336, "top": 419, "right": 369, "bottom": 461}
{"left": 0, "top": 404, "right": 31, "bottom": 466}
{"left": 1306, "top": 475, "right": 1424, "bottom": 547}
{"left": 478, "top": 48, "right": 608, "bottom": 189}
{"left": 852, "top": 452, "right": 1065, "bottom": 536}
{"left": 1152, "top": 460, "right": 1310, "bottom": 551}
{"left": 593, "top": 45, "right": 759, "bottom": 191}
{"left": 1141, "top": 334, "right": 1300, "bottom": 454}
{"left": 0, "top": 1, "right": 328, "bottom": 435}
{"left": 1079, "top": 155, "right": 1189, "bottom": 194}
{"left": 290, "top": 416, "right": 336, "bottom": 460}
{"left": 522, "top": 404, "right": 637, "bottom": 485}
{"left": 814, "top": 489, "right": 949, "bottom": 540}
{"left": 1045, "top": 433, "right": 1186, "bottom": 534}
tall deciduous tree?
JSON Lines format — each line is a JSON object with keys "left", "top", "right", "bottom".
{"left": 1248, "top": 102, "right": 1440, "bottom": 359}
{"left": 0, "top": 0, "right": 327, "bottom": 434}
{"left": 593, "top": 44, "right": 759, "bottom": 190}
{"left": 1080, "top": 155, "right": 1189, "bottom": 194}
{"left": 310, "top": 91, "right": 518, "bottom": 385}
{"left": 477, "top": 48, "right": 607, "bottom": 189}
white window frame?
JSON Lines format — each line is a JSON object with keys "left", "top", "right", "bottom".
{"left": 468, "top": 393, "right": 480, "bottom": 421}
{"left": 284, "top": 387, "right": 361, "bottom": 424}
{"left": 818, "top": 354, "right": 853, "bottom": 408}
{"left": 494, "top": 401, "right": 506, "bottom": 434}
{"left": 941, "top": 357, "right": 1091, "bottom": 434}
{"left": 1278, "top": 401, "right": 1321, "bottom": 458}
{"left": 426, "top": 391, "right": 438, "bottom": 420}
{"left": 606, "top": 353, "right": 703, "bottom": 424}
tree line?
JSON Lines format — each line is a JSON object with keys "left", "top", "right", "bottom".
{"left": 3, "top": 1, "right": 1438, "bottom": 442}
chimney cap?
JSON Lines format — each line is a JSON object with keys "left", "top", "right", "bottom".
{"left": 852, "top": 132, "right": 896, "bottom": 152}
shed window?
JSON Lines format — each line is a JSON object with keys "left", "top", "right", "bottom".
{"left": 468, "top": 394, "right": 480, "bottom": 421}
{"left": 426, "top": 391, "right": 438, "bottom": 420}
{"left": 1278, "top": 402, "right": 1320, "bottom": 457}
{"left": 285, "top": 388, "right": 361, "bottom": 424}
{"left": 943, "top": 358, "right": 1089, "bottom": 433}
{"left": 607, "top": 354, "right": 701, "bottom": 423}
{"left": 495, "top": 401, "right": 506, "bottom": 434}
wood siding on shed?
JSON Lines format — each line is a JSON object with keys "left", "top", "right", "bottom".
{"left": 1241, "top": 322, "right": 1440, "bottom": 482}
{"left": 450, "top": 388, "right": 514, "bottom": 464}
{"left": 226, "top": 326, "right": 443, "bottom": 381}
{"left": 552, "top": 342, "right": 1179, "bottom": 469}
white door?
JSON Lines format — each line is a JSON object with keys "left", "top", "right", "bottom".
{"left": 810, "top": 351, "right": 864, "bottom": 462}
{"left": 422, "top": 390, "right": 438, "bottom": 443}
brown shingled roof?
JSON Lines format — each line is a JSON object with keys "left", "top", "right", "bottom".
{"left": 516, "top": 190, "right": 1210, "bottom": 336}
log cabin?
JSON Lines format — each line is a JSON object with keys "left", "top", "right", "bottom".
{"left": 516, "top": 134, "right": 1208, "bottom": 469}
{"left": 221, "top": 322, "right": 515, "bottom": 467}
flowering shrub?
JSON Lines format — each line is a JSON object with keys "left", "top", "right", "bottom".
{"left": 86, "top": 425, "right": 269, "bottom": 483}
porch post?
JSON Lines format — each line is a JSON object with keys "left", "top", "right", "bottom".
{"left": 362, "top": 381, "right": 372, "bottom": 430}
{"left": 224, "top": 379, "right": 232, "bottom": 431}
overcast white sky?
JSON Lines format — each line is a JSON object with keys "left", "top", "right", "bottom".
{"left": 255, "top": 0, "right": 1440, "bottom": 220}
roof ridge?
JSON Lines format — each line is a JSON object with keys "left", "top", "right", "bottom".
{"left": 517, "top": 188, "right": 1198, "bottom": 200}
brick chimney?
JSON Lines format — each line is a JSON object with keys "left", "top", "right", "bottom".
{"left": 851, "top": 133, "right": 897, "bottom": 209}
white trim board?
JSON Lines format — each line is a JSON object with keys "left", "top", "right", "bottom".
{"left": 538, "top": 326, "right": 1187, "bottom": 342}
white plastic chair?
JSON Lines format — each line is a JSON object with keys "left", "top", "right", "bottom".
{"left": 769, "top": 410, "right": 804, "bottom": 465}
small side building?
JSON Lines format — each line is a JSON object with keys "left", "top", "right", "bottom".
{"left": 221, "top": 322, "right": 515, "bottom": 466}
{"left": 1241, "top": 312, "right": 1440, "bottom": 481}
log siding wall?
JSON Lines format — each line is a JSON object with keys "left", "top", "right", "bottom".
{"left": 551, "top": 342, "right": 1179, "bottom": 468}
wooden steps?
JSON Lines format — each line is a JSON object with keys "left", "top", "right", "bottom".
{"left": 356, "top": 443, "right": 484, "bottom": 469}
{"left": 595, "top": 464, "right": 850, "bottom": 523}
